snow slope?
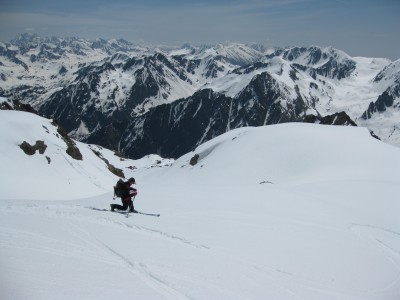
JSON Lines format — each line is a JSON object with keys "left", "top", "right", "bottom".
{"left": 1, "top": 113, "right": 400, "bottom": 299}
{"left": 0, "top": 109, "right": 172, "bottom": 200}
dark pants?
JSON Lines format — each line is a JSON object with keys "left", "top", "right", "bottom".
{"left": 111, "top": 198, "right": 134, "bottom": 212}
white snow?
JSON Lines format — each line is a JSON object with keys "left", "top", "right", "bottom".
{"left": 1, "top": 110, "right": 400, "bottom": 300}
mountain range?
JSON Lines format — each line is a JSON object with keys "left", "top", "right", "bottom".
{"left": 1, "top": 33, "right": 399, "bottom": 158}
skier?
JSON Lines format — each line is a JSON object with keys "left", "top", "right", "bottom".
{"left": 111, "top": 177, "right": 137, "bottom": 212}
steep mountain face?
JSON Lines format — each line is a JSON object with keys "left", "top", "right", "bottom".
{"left": 362, "top": 60, "right": 400, "bottom": 118}
{"left": 91, "top": 62, "right": 315, "bottom": 158}
{"left": 120, "top": 76, "right": 307, "bottom": 158}
{"left": 269, "top": 46, "right": 357, "bottom": 80}
{"left": 359, "top": 59, "right": 400, "bottom": 145}
{"left": 1, "top": 34, "right": 399, "bottom": 158}
{"left": 119, "top": 89, "right": 233, "bottom": 158}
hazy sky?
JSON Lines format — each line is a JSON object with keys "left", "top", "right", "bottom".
{"left": 1, "top": 0, "right": 399, "bottom": 60}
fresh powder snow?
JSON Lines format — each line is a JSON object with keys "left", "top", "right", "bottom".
{"left": 1, "top": 110, "right": 400, "bottom": 300}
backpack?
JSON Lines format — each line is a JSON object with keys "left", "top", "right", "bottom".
{"left": 114, "top": 179, "right": 125, "bottom": 198}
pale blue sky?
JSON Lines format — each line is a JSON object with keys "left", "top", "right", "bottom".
{"left": 1, "top": 0, "right": 399, "bottom": 59}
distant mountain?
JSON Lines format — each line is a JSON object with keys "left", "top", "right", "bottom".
{"left": 362, "top": 60, "right": 400, "bottom": 118}
{"left": 1, "top": 34, "right": 399, "bottom": 158}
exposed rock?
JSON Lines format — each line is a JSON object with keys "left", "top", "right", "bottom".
{"left": 107, "top": 164, "right": 125, "bottom": 178}
{"left": 89, "top": 147, "right": 125, "bottom": 178}
{"left": 20, "top": 140, "right": 47, "bottom": 155}
{"left": 0, "top": 100, "right": 12, "bottom": 110}
{"left": 190, "top": 154, "right": 200, "bottom": 166}
{"left": 51, "top": 119, "right": 83, "bottom": 160}
{"left": 0, "top": 99, "right": 37, "bottom": 114}
{"left": 304, "top": 112, "right": 382, "bottom": 140}
{"left": 303, "top": 114, "right": 319, "bottom": 123}
{"left": 362, "top": 90, "right": 398, "bottom": 120}
{"left": 369, "top": 130, "right": 381, "bottom": 141}
{"left": 304, "top": 111, "right": 357, "bottom": 126}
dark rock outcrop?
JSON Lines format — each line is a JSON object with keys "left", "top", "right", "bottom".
{"left": 52, "top": 120, "right": 83, "bottom": 160}
{"left": 20, "top": 140, "right": 47, "bottom": 155}
{"left": 304, "top": 111, "right": 357, "bottom": 126}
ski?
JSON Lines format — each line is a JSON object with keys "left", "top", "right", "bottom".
{"left": 86, "top": 207, "right": 128, "bottom": 215}
{"left": 86, "top": 207, "right": 159, "bottom": 217}
{"left": 135, "top": 211, "right": 160, "bottom": 217}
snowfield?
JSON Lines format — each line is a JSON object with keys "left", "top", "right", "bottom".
{"left": 1, "top": 110, "right": 400, "bottom": 300}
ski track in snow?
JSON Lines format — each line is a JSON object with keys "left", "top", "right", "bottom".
{"left": 0, "top": 200, "right": 305, "bottom": 299}
{"left": 85, "top": 206, "right": 209, "bottom": 250}
{"left": 65, "top": 221, "right": 193, "bottom": 300}
{"left": 97, "top": 241, "right": 193, "bottom": 300}
{"left": 120, "top": 222, "right": 209, "bottom": 250}
{"left": 1, "top": 201, "right": 209, "bottom": 253}
{"left": 0, "top": 202, "right": 198, "bottom": 299}
{"left": 350, "top": 224, "right": 400, "bottom": 292}
{"left": 2, "top": 198, "right": 400, "bottom": 299}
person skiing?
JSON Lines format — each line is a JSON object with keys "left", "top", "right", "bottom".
{"left": 111, "top": 177, "right": 137, "bottom": 212}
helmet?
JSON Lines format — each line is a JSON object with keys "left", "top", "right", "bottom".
{"left": 128, "top": 177, "right": 135, "bottom": 184}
